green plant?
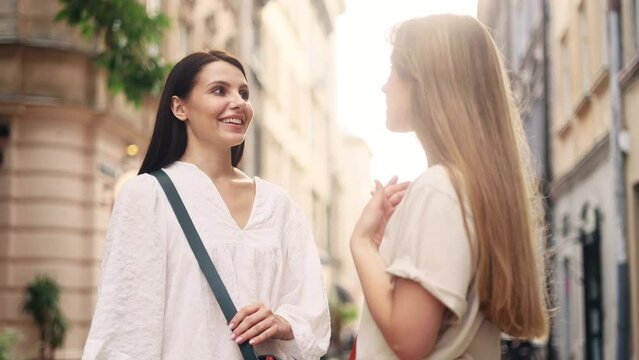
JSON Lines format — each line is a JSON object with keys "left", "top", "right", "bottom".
{"left": 55, "top": 0, "right": 172, "bottom": 106}
{"left": 0, "top": 328, "right": 20, "bottom": 360}
{"left": 22, "top": 275, "right": 69, "bottom": 360}
{"left": 328, "top": 299, "right": 358, "bottom": 353}
{"left": 336, "top": 303, "right": 358, "bottom": 323}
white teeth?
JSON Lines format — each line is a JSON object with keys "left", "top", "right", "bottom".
{"left": 221, "top": 118, "right": 242, "bottom": 125}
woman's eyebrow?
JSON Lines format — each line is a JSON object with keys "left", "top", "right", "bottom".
{"left": 206, "top": 80, "right": 231, "bottom": 87}
{"left": 205, "top": 80, "right": 249, "bottom": 88}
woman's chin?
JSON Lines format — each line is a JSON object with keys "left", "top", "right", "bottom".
{"left": 222, "top": 135, "right": 246, "bottom": 148}
{"left": 386, "top": 122, "right": 413, "bottom": 133}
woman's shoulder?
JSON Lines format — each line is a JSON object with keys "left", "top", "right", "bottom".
{"left": 407, "top": 165, "right": 473, "bottom": 223}
{"left": 116, "top": 173, "right": 162, "bottom": 202}
{"left": 410, "top": 165, "right": 458, "bottom": 201}
{"left": 256, "top": 177, "right": 294, "bottom": 205}
{"left": 255, "top": 177, "right": 305, "bottom": 216}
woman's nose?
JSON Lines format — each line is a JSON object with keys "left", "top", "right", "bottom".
{"left": 229, "top": 93, "right": 245, "bottom": 109}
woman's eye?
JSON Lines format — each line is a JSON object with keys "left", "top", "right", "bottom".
{"left": 240, "top": 91, "right": 249, "bottom": 100}
{"left": 211, "top": 87, "right": 225, "bottom": 95}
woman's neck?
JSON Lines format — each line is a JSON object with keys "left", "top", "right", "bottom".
{"left": 180, "top": 142, "right": 236, "bottom": 180}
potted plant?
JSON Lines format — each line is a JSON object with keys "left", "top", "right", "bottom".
{"left": 22, "top": 275, "right": 69, "bottom": 360}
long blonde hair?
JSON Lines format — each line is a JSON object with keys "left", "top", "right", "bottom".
{"left": 391, "top": 14, "right": 548, "bottom": 338}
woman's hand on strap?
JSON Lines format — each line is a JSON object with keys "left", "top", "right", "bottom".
{"left": 229, "top": 303, "right": 294, "bottom": 346}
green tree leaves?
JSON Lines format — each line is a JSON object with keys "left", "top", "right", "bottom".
{"left": 56, "top": 0, "right": 172, "bottom": 106}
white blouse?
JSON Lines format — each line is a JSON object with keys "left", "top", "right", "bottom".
{"left": 82, "top": 161, "right": 330, "bottom": 360}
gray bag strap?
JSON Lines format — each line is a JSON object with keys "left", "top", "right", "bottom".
{"left": 150, "top": 169, "right": 259, "bottom": 360}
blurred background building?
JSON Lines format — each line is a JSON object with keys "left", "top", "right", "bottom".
{"left": 479, "top": 0, "right": 638, "bottom": 359}
{"left": 619, "top": 0, "right": 639, "bottom": 356}
{"left": 0, "top": 0, "right": 371, "bottom": 358}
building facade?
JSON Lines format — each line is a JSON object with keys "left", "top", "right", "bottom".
{"left": 478, "top": 0, "right": 553, "bottom": 357}
{"left": 257, "top": 0, "right": 346, "bottom": 288}
{"left": 478, "top": 0, "right": 550, "bottom": 205}
{"left": 549, "top": 1, "right": 629, "bottom": 358}
{"left": 619, "top": 0, "right": 639, "bottom": 356}
{"left": 0, "top": 0, "right": 158, "bottom": 357}
{"left": 479, "top": 0, "right": 637, "bottom": 359}
{"left": 620, "top": 0, "right": 639, "bottom": 359}
{"left": 0, "top": 0, "right": 358, "bottom": 358}
{"left": 332, "top": 135, "right": 370, "bottom": 306}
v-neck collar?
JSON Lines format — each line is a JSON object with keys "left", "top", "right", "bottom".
{"left": 173, "top": 161, "right": 259, "bottom": 231}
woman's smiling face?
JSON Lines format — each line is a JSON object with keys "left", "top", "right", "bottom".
{"left": 172, "top": 60, "right": 254, "bottom": 149}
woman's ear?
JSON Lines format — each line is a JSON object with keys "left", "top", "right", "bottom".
{"left": 171, "top": 96, "right": 188, "bottom": 121}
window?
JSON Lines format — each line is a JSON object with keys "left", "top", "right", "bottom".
{"left": 146, "top": 0, "right": 162, "bottom": 57}
{"left": 635, "top": 0, "right": 639, "bottom": 51}
{"left": 579, "top": 4, "right": 591, "bottom": 92}
{"left": 601, "top": 0, "right": 609, "bottom": 66}
{"left": 179, "top": 20, "right": 193, "bottom": 58}
{"left": 0, "top": 121, "right": 9, "bottom": 167}
{"left": 146, "top": 0, "right": 161, "bottom": 15}
{"left": 562, "top": 214, "right": 571, "bottom": 237}
{"left": 562, "top": 258, "right": 572, "bottom": 356}
{"left": 291, "top": 83, "right": 300, "bottom": 134}
{"left": 561, "top": 34, "right": 573, "bottom": 119}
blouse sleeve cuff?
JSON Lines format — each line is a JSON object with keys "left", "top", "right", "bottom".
{"left": 273, "top": 311, "right": 325, "bottom": 360}
{"left": 386, "top": 258, "right": 467, "bottom": 322}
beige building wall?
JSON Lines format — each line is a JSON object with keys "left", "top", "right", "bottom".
{"left": 1, "top": 0, "right": 362, "bottom": 358}
{"left": 550, "top": 0, "right": 610, "bottom": 180}
{"left": 161, "top": 0, "right": 240, "bottom": 62}
{"left": 549, "top": 0, "right": 622, "bottom": 359}
{"left": 333, "top": 135, "right": 370, "bottom": 305}
{"left": 622, "top": 79, "right": 639, "bottom": 357}
{"left": 620, "top": 0, "right": 639, "bottom": 356}
{"left": 0, "top": 0, "right": 242, "bottom": 358}
{"left": 0, "top": 3, "right": 150, "bottom": 359}
{"left": 258, "top": 0, "right": 345, "bottom": 287}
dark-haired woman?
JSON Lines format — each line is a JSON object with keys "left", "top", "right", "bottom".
{"left": 82, "top": 50, "right": 330, "bottom": 360}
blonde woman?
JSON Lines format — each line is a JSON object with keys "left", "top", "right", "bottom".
{"left": 349, "top": 15, "right": 549, "bottom": 359}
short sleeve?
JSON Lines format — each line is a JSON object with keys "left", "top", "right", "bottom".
{"left": 82, "top": 175, "right": 167, "bottom": 360}
{"left": 385, "top": 182, "right": 473, "bottom": 322}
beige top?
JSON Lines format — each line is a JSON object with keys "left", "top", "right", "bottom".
{"left": 356, "top": 165, "right": 500, "bottom": 359}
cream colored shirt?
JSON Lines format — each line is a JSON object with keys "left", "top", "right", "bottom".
{"left": 356, "top": 165, "right": 500, "bottom": 359}
{"left": 82, "top": 161, "right": 330, "bottom": 360}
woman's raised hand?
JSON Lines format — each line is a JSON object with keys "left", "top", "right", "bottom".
{"left": 353, "top": 176, "right": 410, "bottom": 249}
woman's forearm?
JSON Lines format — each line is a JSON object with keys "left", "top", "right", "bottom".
{"left": 351, "top": 238, "right": 394, "bottom": 335}
{"left": 351, "top": 237, "right": 440, "bottom": 360}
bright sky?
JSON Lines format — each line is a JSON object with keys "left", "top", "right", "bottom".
{"left": 335, "top": 0, "right": 478, "bottom": 183}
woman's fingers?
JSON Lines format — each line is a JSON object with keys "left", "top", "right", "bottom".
{"left": 367, "top": 180, "right": 384, "bottom": 205}
{"left": 371, "top": 181, "right": 410, "bottom": 199}
{"left": 237, "top": 316, "right": 276, "bottom": 344}
{"left": 230, "top": 307, "right": 292, "bottom": 345}
{"left": 370, "top": 176, "right": 399, "bottom": 195}
{"left": 231, "top": 304, "right": 270, "bottom": 341}
{"left": 385, "top": 175, "right": 398, "bottom": 186}
{"left": 248, "top": 324, "right": 279, "bottom": 345}
{"left": 389, "top": 190, "right": 406, "bottom": 206}
{"left": 229, "top": 303, "right": 259, "bottom": 330}
{"left": 385, "top": 181, "right": 410, "bottom": 197}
